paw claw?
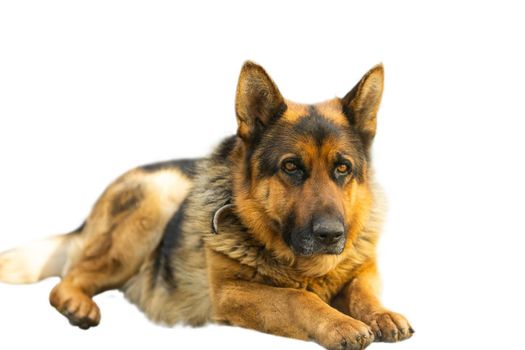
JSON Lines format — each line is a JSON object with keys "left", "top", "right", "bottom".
{"left": 319, "top": 317, "right": 374, "bottom": 349}
{"left": 365, "top": 310, "right": 413, "bottom": 343}
{"left": 50, "top": 283, "right": 100, "bottom": 329}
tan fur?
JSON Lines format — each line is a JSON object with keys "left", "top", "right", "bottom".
{"left": 47, "top": 167, "right": 194, "bottom": 328}
{"left": 0, "top": 62, "right": 412, "bottom": 349}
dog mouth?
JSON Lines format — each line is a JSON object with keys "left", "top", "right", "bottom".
{"left": 288, "top": 236, "right": 346, "bottom": 257}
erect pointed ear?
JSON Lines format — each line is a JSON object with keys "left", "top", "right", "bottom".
{"left": 235, "top": 61, "right": 286, "bottom": 141}
{"left": 341, "top": 64, "right": 384, "bottom": 150}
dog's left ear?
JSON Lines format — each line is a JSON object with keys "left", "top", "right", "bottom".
{"left": 341, "top": 64, "right": 384, "bottom": 150}
{"left": 235, "top": 61, "right": 286, "bottom": 142}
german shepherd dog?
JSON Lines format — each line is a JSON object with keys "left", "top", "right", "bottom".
{"left": 0, "top": 62, "right": 413, "bottom": 349}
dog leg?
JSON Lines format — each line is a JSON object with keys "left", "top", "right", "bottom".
{"left": 212, "top": 280, "right": 374, "bottom": 350}
{"left": 333, "top": 261, "right": 414, "bottom": 343}
{"left": 49, "top": 227, "right": 146, "bottom": 329}
{"left": 208, "top": 248, "right": 375, "bottom": 350}
{"left": 49, "top": 181, "right": 174, "bottom": 329}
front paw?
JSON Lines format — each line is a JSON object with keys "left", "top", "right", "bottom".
{"left": 317, "top": 317, "right": 375, "bottom": 350}
{"left": 366, "top": 310, "right": 414, "bottom": 342}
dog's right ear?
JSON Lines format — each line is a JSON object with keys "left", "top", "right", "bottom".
{"left": 235, "top": 61, "right": 286, "bottom": 142}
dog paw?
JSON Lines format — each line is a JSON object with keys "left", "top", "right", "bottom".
{"left": 366, "top": 310, "right": 413, "bottom": 343}
{"left": 318, "top": 317, "right": 374, "bottom": 350}
{"left": 50, "top": 284, "right": 100, "bottom": 329}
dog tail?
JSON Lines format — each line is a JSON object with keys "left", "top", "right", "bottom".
{"left": 0, "top": 226, "right": 82, "bottom": 284}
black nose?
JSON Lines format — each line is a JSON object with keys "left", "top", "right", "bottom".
{"left": 312, "top": 217, "right": 345, "bottom": 244}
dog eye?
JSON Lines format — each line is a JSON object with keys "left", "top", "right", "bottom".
{"left": 282, "top": 160, "right": 299, "bottom": 174}
{"left": 335, "top": 163, "right": 352, "bottom": 176}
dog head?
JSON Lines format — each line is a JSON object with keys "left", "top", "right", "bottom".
{"left": 232, "top": 62, "right": 383, "bottom": 258}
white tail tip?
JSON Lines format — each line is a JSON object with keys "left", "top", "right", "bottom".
{"left": 0, "top": 235, "right": 71, "bottom": 284}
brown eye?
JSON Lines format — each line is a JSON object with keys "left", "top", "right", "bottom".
{"left": 335, "top": 163, "right": 351, "bottom": 175}
{"left": 282, "top": 160, "right": 298, "bottom": 173}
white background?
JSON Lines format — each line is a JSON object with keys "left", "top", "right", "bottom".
{"left": 1, "top": 1, "right": 524, "bottom": 349}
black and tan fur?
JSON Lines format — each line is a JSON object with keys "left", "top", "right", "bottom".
{"left": 0, "top": 62, "right": 413, "bottom": 349}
